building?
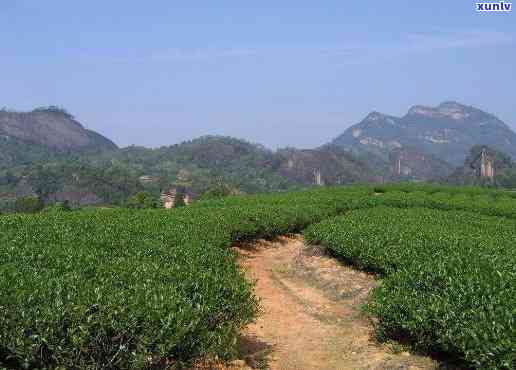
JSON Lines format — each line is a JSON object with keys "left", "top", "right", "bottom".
{"left": 160, "top": 188, "right": 177, "bottom": 209}
{"left": 138, "top": 175, "right": 156, "bottom": 184}
{"left": 160, "top": 187, "right": 197, "bottom": 208}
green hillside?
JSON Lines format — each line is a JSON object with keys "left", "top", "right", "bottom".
{"left": 0, "top": 136, "right": 377, "bottom": 209}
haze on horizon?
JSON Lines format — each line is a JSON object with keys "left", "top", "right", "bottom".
{"left": 1, "top": 1, "right": 515, "bottom": 150}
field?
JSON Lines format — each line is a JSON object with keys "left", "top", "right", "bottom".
{"left": 305, "top": 207, "right": 515, "bottom": 369}
{"left": 0, "top": 185, "right": 515, "bottom": 369}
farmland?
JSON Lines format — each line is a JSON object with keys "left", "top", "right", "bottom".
{"left": 1, "top": 185, "right": 515, "bottom": 369}
{"left": 305, "top": 207, "right": 515, "bottom": 369}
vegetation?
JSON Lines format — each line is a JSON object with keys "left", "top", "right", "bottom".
{"left": 199, "top": 182, "right": 242, "bottom": 200}
{"left": 126, "top": 191, "right": 158, "bottom": 209}
{"left": 84, "top": 136, "right": 295, "bottom": 195}
{"left": 173, "top": 191, "right": 185, "bottom": 208}
{"left": 0, "top": 161, "right": 145, "bottom": 207}
{"left": 1, "top": 184, "right": 515, "bottom": 368}
{"left": 0, "top": 187, "right": 363, "bottom": 369}
{"left": 31, "top": 105, "right": 75, "bottom": 118}
{"left": 331, "top": 101, "right": 516, "bottom": 166}
{"left": 0, "top": 199, "right": 16, "bottom": 214}
{"left": 0, "top": 137, "right": 64, "bottom": 170}
{"left": 0, "top": 136, "right": 296, "bottom": 207}
{"left": 14, "top": 195, "right": 44, "bottom": 213}
{"left": 447, "top": 145, "right": 516, "bottom": 187}
{"left": 43, "top": 201, "right": 73, "bottom": 213}
{"left": 305, "top": 195, "right": 516, "bottom": 369}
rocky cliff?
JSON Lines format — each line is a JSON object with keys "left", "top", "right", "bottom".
{"left": 0, "top": 107, "right": 117, "bottom": 152}
{"left": 331, "top": 102, "right": 516, "bottom": 166}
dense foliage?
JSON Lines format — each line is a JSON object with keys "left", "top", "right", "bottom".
{"left": 14, "top": 195, "right": 44, "bottom": 213}
{"left": 0, "top": 187, "right": 364, "bottom": 369}
{"left": 126, "top": 191, "right": 158, "bottom": 209}
{"left": 198, "top": 183, "right": 242, "bottom": 201}
{"left": 305, "top": 206, "right": 516, "bottom": 369}
{"left": 0, "top": 136, "right": 296, "bottom": 208}
{"left": 447, "top": 145, "right": 516, "bottom": 187}
{"left": 0, "top": 137, "right": 63, "bottom": 170}
{"left": 2, "top": 184, "right": 515, "bottom": 369}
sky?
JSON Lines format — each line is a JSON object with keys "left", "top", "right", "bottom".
{"left": 1, "top": 1, "right": 515, "bottom": 149}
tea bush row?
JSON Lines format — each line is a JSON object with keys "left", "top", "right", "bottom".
{"left": 305, "top": 207, "right": 516, "bottom": 369}
{"left": 1, "top": 184, "right": 513, "bottom": 368}
{"left": 0, "top": 192, "right": 353, "bottom": 369}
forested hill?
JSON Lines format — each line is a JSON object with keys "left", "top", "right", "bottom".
{"left": 2, "top": 103, "right": 516, "bottom": 209}
{"left": 0, "top": 135, "right": 376, "bottom": 207}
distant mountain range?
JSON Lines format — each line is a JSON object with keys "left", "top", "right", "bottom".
{"left": 0, "top": 102, "right": 515, "bottom": 207}
{"left": 331, "top": 101, "right": 516, "bottom": 165}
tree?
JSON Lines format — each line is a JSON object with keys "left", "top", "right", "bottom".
{"left": 43, "top": 200, "right": 73, "bottom": 213}
{"left": 174, "top": 190, "right": 185, "bottom": 208}
{"left": 200, "top": 182, "right": 242, "bottom": 200}
{"left": 126, "top": 192, "right": 157, "bottom": 209}
{"left": 15, "top": 196, "right": 44, "bottom": 213}
{"left": 28, "top": 166, "right": 60, "bottom": 201}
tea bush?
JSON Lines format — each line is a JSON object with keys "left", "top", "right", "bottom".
{"left": 2, "top": 184, "right": 515, "bottom": 369}
{"left": 305, "top": 207, "right": 516, "bottom": 369}
{"left": 0, "top": 187, "right": 368, "bottom": 369}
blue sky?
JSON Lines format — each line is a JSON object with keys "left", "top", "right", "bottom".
{"left": 1, "top": 1, "right": 515, "bottom": 148}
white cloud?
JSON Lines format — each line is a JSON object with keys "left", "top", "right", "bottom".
{"left": 107, "top": 30, "right": 512, "bottom": 65}
{"left": 326, "top": 30, "right": 513, "bottom": 65}
{"left": 148, "top": 47, "right": 258, "bottom": 62}
{"left": 405, "top": 30, "right": 512, "bottom": 51}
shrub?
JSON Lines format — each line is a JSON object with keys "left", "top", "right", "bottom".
{"left": 174, "top": 191, "right": 185, "bottom": 208}
{"left": 0, "top": 186, "right": 363, "bottom": 369}
{"left": 199, "top": 183, "right": 242, "bottom": 201}
{"left": 305, "top": 207, "right": 516, "bottom": 369}
{"left": 14, "top": 195, "right": 44, "bottom": 213}
{"left": 126, "top": 191, "right": 157, "bottom": 209}
{"left": 3, "top": 184, "right": 515, "bottom": 369}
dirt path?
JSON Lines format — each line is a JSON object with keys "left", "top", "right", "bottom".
{"left": 232, "top": 235, "right": 439, "bottom": 370}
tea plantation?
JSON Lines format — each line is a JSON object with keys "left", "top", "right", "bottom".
{"left": 0, "top": 187, "right": 366, "bottom": 369}
{"left": 1, "top": 185, "right": 515, "bottom": 369}
{"left": 305, "top": 189, "right": 516, "bottom": 369}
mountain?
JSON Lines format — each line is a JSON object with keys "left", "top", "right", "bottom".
{"left": 276, "top": 146, "right": 378, "bottom": 185}
{"left": 0, "top": 136, "right": 296, "bottom": 207}
{"left": 3, "top": 102, "right": 515, "bottom": 210}
{"left": 86, "top": 136, "right": 294, "bottom": 194}
{"left": 388, "top": 147, "right": 454, "bottom": 181}
{"left": 0, "top": 135, "right": 377, "bottom": 209}
{"left": 331, "top": 101, "right": 516, "bottom": 166}
{"left": 0, "top": 106, "right": 117, "bottom": 153}
{"left": 87, "top": 136, "right": 377, "bottom": 192}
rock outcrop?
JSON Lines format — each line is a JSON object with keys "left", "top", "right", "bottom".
{"left": 0, "top": 107, "right": 117, "bottom": 152}
{"left": 331, "top": 101, "right": 516, "bottom": 166}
